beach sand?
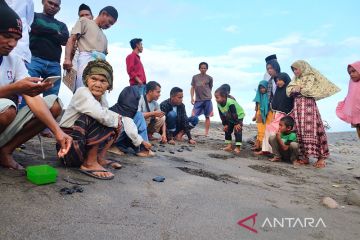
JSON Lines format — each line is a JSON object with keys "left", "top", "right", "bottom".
{"left": 0, "top": 122, "right": 359, "bottom": 240}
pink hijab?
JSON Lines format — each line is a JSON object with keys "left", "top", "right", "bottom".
{"left": 336, "top": 61, "right": 360, "bottom": 124}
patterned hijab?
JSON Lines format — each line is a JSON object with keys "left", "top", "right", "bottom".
{"left": 271, "top": 72, "right": 293, "bottom": 114}
{"left": 336, "top": 61, "right": 360, "bottom": 124}
{"left": 286, "top": 60, "right": 340, "bottom": 100}
{"left": 82, "top": 59, "right": 113, "bottom": 90}
{"left": 253, "top": 80, "right": 269, "bottom": 123}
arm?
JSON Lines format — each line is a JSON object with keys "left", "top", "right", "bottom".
{"left": 190, "top": 86, "right": 195, "bottom": 105}
{"left": 122, "top": 117, "right": 143, "bottom": 147}
{"left": 276, "top": 130, "right": 289, "bottom": 151}
{"left": 218, "top": 107, "right": 227, "bottom": 126}
{"left": 57, "top": 23, "right": 70, "bottom": 46}
{"left": 209, "top": 76, "right": 213, "bottom": 90}
{"left": 63, "top": 34, "right": 77, "bottom": 70}
{"left": 72, "top": 88, "right": 119, "bottom": 128}
{"left": 228, "top": 104, "right": 241, "bottom": 125}
{"left": 23, "top": 95, "right": 72, "bottom": 157}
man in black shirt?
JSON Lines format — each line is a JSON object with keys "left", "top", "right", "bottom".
{"left": 160, "top": 87, "right": 198, "bottom": 145}
{"left": 27, "top": 0, "right": 68, "bottom": 98}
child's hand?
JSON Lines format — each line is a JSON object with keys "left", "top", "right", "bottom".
{"left": 276, "top": 129, "right": 281, "bottom": 139}
{"left": 234, "top": 124, "right": 242, "bottom": 132}
{"left": 223, "top": 125, "right": 229, "bottom": 132}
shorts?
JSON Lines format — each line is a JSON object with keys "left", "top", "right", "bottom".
{"left": 0, "top": 95, "right": 60, "bottom": 147}
{"left": 192, "top": 100, "right": 213, "bottom": 118}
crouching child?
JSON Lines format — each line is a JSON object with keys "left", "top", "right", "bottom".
{"left": 268, "top": 116, "right": 299, "bottom": 163}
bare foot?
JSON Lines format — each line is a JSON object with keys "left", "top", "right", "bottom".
{"left": 313, "top": 159, "right": 326, "bottom": 168}
{"left": 293, "top": 159, "right": 309, "bottom": 166}
{"left": 80, "top": 163, "right": 114, "bottom": 179}
{"left": 269, "top": 157, "right": 281, "bottom": 162}
{"left": 168, "top": 139, "right": 176, "bottom": 145}
{"left": 233, "top": 148, "right": 241, "bottom": 155}
{"left": 136, "top": 150, "right": 155, "bottom": 157}
{"left": 107, "top": 146, "right": 125, "bottom": 156}
{"left": 221, "top": 145, "right": 233, "bottom": 152}
{"left": 0, "top": 150, "right": 24, "bottom": 170}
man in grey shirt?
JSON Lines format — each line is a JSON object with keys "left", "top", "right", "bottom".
{"left": 190, "top": 62, "right": 213, "bottom": 136}
{"left": 138, "top": 81, "right": 167, "bottom": 143}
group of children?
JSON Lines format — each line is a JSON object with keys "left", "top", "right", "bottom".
{"left": 215, "top": 55, "right": 360, "bottom": 169}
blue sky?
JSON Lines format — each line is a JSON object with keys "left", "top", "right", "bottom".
{"left": 34, "top": 0, "right": 360, "bottom": 132}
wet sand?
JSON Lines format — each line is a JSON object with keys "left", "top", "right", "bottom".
{"left": 0, "top": 122, "right": 359, "bottom": 240}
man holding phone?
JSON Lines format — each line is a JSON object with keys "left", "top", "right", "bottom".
{"left": 137, "top": 81, "right": 167, "bottom": 143}
{"left": 0, "top": 1, "right": 72, "bottom": 169}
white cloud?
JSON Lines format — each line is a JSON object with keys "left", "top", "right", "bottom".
{"left": 224, "top": 25, "right": 239, "bottom": 33}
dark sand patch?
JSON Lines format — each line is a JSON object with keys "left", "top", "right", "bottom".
{"left": 248, "top": 164, "right": 293, "bottom": 177}
{"left": 176, "top": 167, "right": 239, "bottom": 184}
{"left": 208, "top": 153, "right": 234, "bottom": 160}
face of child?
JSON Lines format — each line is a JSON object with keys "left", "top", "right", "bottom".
{"left": 86, "top": 74, "right": 109, "bottom": 100}
{"left": 215, "top": 92, "right": 226, "bottom": 105}
{"left": 259, "top": 86, "right": 266, "bottom": 94}
{"left": 292, "top": 67, "right": 302, "bottom": 77}
{"left": 276, "top": 79, "right": 285, "bottom": 88}
{"left": 170, "top": 92, "right": 183, "bottom": 106}
{"left": 278, "top": 121, "right": 291, "bottom": 133}
{"left": 348, "top": 66, "right": 360, "bottom": 82}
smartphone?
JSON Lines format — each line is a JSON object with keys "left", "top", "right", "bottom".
{"left": 41, "top": 76, "right": 61, "bottom": 84}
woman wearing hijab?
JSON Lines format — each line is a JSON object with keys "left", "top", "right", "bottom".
{"left": 256, "top": 73, "right": 294, "bottom": 155}
{"left": 252, "top": 80, "right": 270, "bottom": 151}
{"left": 336, "top": 61, "right": 360, "bottom": 138}
{"left": 110, "top": 86, "right": 154, "bottom": 157}
{"left": 287, "top": 60, "right": 340, "bottom": 168}
{"left": 59, "top": 60, "right": 122, "bottom": 180}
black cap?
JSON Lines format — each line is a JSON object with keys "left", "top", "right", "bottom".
{"left": 0, "top": 0, "right": 22, "bottom": 37}
{"left": 100, "top": 6, "right": 118, "bottom": 21}
{"left": 265, "top": 54, "right": 277, "bottom": 63}
{"left": 78, "top": 3, "right": 92, "bottom": 14}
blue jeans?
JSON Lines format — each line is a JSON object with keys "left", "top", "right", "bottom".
{"left": 166, "top": 110, "right": 199, "bottom": 134}
{"left": 116, "top": 112, "right": 148, "bottom": 152}
{"left": 27, "top": 56, "right": 61, "bottom": 95}
{"left": 136, "top": 85, "right": 146, "bottom": 96}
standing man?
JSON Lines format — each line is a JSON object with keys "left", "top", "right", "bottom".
{"left": 138, "top": 81, "right": 167, "bottom": 143}
{"left": 126, "top": 38, "right": 146, "bottom": 95}
{"left": 190, "top": 62, "right": 213, "bottom": 136}
{"left": 27, "top": 0, "right": 69, "bottom": 97}
{"left": 0, "top": 0, "right": 72, "bottom": 169}
{"left": 63, "top": 6, "right": 118, "bottom": 91}
{"left": 5, "top": 0, "right": 34, "bottom": 64}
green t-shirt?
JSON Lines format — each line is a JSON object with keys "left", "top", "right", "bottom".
{"left": 217, "top": 98, "right": 245, "bottom": 119}
{"left": 280, "top": 132, "right": 297, "bottom": 145}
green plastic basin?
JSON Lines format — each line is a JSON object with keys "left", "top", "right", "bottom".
{"left": 26, "top": 165, "right": 58, "bottom": 185}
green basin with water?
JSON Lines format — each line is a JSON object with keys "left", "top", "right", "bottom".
{"left": 26, "top": 165, "right": 58, "bottom": 185}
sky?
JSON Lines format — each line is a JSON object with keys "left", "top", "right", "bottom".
{"left": 34, "top": 0, "right": 360, "bottom": 132}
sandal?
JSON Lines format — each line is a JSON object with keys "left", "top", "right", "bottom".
{"left": 79, "top": 169, "right": 114, "bottom": 180}
{"left": 105, "top": 160, "right": 122, "bottom": 169}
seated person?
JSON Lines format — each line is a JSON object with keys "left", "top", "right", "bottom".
{"left": 110, "top": 86, "right": 154, "bottom": 157}
{"left": 138, "top": 81, "right": 166, "bottom": 143}
{"left": 268, "top": 116, "right": 299, "bottom": 164}
{"left": 160, "top": 87, "right": 198, "bottom": 145}
{"left": 214, "top": 87, "right": 245, "bottom": 155}
{"left": 59, "top": 60, "right": 121, "bottom": 180}
{"left": 0, "top": 2, "right": 72, "bottom": 170}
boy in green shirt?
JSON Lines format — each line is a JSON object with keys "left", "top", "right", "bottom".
{"left": 214, "top": 87, "right": 245, "bottom": 155}
{"left": 269, "top": 116, "right": 299, "bottom": 163}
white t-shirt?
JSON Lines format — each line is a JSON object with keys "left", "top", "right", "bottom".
{"left": 5, "top": 0, "right": 34, "bottom": 62}
{"left": 0, "top": 53, "right": 29, "bottom": 87}
{"left": 138, "top": 95, "right": 159, "bottom": 113}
